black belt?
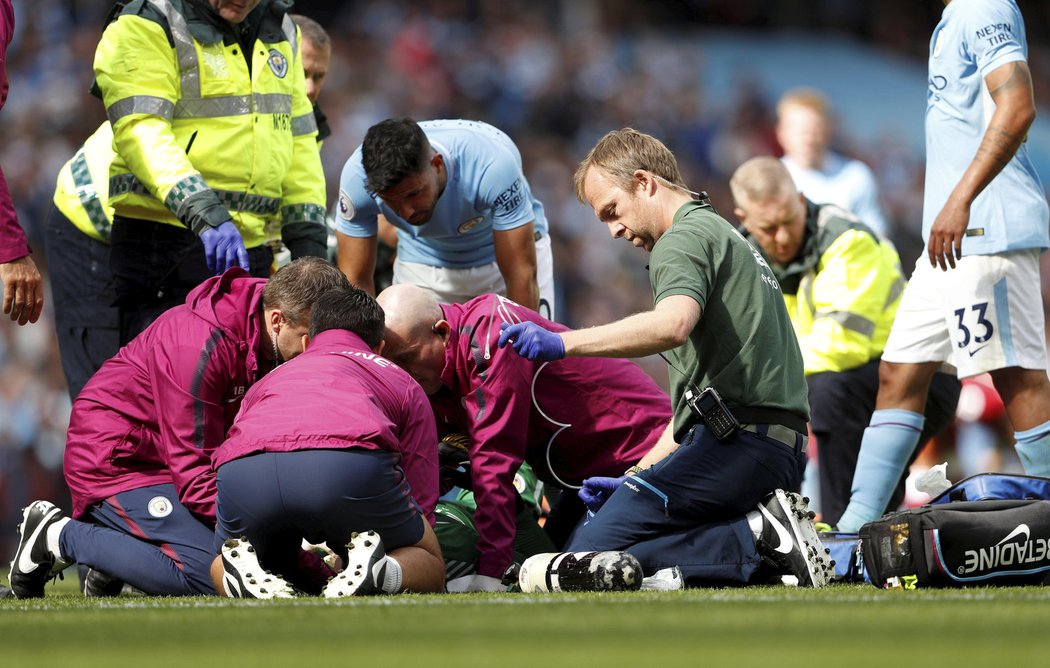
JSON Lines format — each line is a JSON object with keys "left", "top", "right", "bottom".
{"left": 730, "top": 406, "right": 807, "bottom": 434}
{"left": 740, "top": 423, "right": 807, "bottom": 454}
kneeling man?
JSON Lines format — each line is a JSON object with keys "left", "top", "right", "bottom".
{"left": 211, "top": 287, "right": 445, "bottom": 597}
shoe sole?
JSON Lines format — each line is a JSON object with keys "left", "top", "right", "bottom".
{"left": 777, "top": 490, "right": 834, "bottom": 588}
{"left": 518, "top": 551, "right": 644, "bottom": 593}
{"left": 323, "top": 531, "right": 385, "bottom": 598}
{"left": 221, "top": 539, "right": 296, "bottom": 599}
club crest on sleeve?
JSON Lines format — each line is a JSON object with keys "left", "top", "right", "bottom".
{"left": 339, "top": 190, "right": 355, "bottom": 220}
{"left": 267, "top": 48, "right": 289, "bottom": 78}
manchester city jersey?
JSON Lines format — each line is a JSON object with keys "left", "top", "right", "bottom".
{"left": 924, "top": 0, "right": 1048, "bottom": 255}
{"left": 336, "top": 119, "right": 549, "bottom": 268}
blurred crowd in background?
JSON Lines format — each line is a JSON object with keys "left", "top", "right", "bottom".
{"left": 2, "top": 0, "right": 1050, "bottom": 550}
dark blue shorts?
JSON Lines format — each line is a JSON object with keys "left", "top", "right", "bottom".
{"left": 66, "top": 483, "right": 217, "bottom": 595}
{"left": 215, "top": 449, "right": 425, "bottom": 571}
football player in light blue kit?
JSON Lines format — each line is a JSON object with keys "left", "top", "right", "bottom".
{"left": 838, "top": 0, "right": 1050, "bottom": 532}
{"left": 336, "top": 118, "right": 555, "bottom": 320}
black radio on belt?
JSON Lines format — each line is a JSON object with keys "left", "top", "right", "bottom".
{"left": 685, "top": 386, "right": 740, "bottom": 440}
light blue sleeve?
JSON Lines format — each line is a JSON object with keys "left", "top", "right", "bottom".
{"left": 962, "top": 0, "right": 1026, "bottom": 77}
{"left": 475, "top": 145, "right": 535, "bottom": 232}
{"left": 335, "top": 149, "right": 379, "bottom": 238}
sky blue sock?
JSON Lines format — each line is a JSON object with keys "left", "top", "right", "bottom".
{"left": 1014, "top": 419, "right": 1050, "bottom": 477}
{"left": 836, "top": 409, "right": 925, "bottom": 533}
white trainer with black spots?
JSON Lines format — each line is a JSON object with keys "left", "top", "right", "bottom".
{"left": 755, "top": 489, "right": 835, "bottom": 587}
{"left": 220, "top": 537, "right": 296, "bottom": 599}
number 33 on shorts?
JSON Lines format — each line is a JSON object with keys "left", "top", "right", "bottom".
{"left": 953, "top": 301, "right": 994, "bottom": 353}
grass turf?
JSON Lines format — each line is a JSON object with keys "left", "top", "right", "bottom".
{"left": 3, "top": 582, "right": 1049, "bottom": 667}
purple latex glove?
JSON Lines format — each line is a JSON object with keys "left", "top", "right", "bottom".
{"left": 497, "top": 321, "right": 565, "bottom": 361}
{"left": 578, "top": 476, "right": 626, "bottom": 513}
{"left": 200, "top": 221, "right": 250, "bottom": 274}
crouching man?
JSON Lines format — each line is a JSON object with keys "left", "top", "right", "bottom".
{"left": 210, "top": 286, "right": 445, "bottom": 597}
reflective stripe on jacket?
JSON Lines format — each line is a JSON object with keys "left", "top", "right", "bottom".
{"left": 754, "top": 201, "right": 905, "bottom": 375}
{"left": 53, "top": 123, "right": 115, "bottom": 243}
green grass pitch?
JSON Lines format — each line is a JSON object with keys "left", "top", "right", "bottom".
{"left": 3, "top": 581, "right": 1050, "bottom": 667}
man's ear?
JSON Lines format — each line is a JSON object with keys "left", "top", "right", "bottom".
{"left": 432, "top": 319, "right": 451, "bottom": 342}
{"left": 734, "top": 207, "right": 748, "bottom": 224}
{"left": 270, "top": 309, "right": 284, "bottom": 334}
{"left": 373, "top": 339, "right": 385, "bottom": 355}
{"left": 301, "top": 333, "right": 311, "bottom": 350}
{"left": 633, "top": 169, "right": 652, "bottom": 195}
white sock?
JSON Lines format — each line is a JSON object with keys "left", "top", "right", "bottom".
{"left": 746, "top": 509, "right": 763, "bottom": 541}
{"left": 380, "top": 555, "right": 402, "bottom": 594}
{"left": 46, "top": 517, "right": 70, "bottom": 561}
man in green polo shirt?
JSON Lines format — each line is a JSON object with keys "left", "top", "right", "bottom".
{"left": 500, "top": 128, "right": 832, "bottom": 588}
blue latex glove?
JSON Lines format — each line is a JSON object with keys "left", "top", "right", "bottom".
{"left": 578, "top": 476, "right": 626, "bottom": 513}
{"left": 497, "top": 321, "right": 565, "bottom": 361}
{"left": 200, "top": 221, "right": 250, "bottom": 275}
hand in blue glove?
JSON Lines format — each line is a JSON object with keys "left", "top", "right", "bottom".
{"left": 497, "top": 321, "right": 565, "bottom": 361}
{"left": 578, "top": 476, "right": 626, "bottom": 513}
{"left": 200, "top": 221, "right": 250, "bottom": 275}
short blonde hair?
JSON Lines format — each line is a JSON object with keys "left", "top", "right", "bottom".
{"left": 573, "top": 128, "right": 686, "bottom": 202}
{"left": 729, "top": 156, "right": 797, "bottom": 208}
{"left": 776, "top": 87, "right": 830, "bottom": 121}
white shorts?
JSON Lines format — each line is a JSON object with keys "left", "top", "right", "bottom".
{"left": 393, "top": 233, "right": 556, "bottom": 320}
{"left": 883, "top": 250, "right": 1047, "bottom": 379}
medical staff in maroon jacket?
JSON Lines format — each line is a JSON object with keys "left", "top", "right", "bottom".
{"left": 378, "top": 285, "right": 672, "bottom": 591}
{"left": 211, "top": 286, "right": 444, "bottom": 595}
{"left": 8, "top": 258, "right": 347, "bottom": 598}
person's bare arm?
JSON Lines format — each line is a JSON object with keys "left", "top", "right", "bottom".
{"left": 377, "top": 214, "right": 399, "bottom": 249}
{"left": 336, "top": 230, "right": 377, "bottom": 295}
{"left": 493, "top": 223, "right": 539, "bottom": 311}
{"left": 928, "top": 60, "right": 1037, "bottom": 270}
{"left": 634, "top": 421, "right": 678, "bottom": 469}
{"left": 561, "top": 294, "right": 701, "bottom": 358}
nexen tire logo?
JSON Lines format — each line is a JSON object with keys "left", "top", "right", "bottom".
{"left": 958, "top": 524, "right": 1050, "bottom": 575}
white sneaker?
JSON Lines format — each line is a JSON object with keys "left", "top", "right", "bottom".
{"left": 641, "top": 566, "right": 685, "bottom": 591}
{"left": 9, "top": 500, "right": 72, "bottom": 599}
{"left": 323, "top": 531, "right": 388, "bottom": 597}
{"left": 220, "top": 538, "right": 296, "bottom": 599}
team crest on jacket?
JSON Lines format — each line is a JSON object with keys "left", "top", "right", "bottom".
{"left": 267, "top": 48, "right": 289, "bottom": 78}
{"left": 148, "top": 496, "right": 173, "bottom": 518}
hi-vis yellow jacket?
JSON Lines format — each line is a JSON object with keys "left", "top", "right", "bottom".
{"left": 53, "top": 123, "right": 115, "bottom": 244}
{"left": 93, "top": 0, "right": 325, "bottom": 250}
{"left": 746, "top": 200, "right": 905, "bottom": 376}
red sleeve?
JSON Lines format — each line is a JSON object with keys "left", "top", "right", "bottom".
{"left": 462, "top": 343, "right": 535, "bottom": 579}
{"left": 0, "top": 5, "right": 30, "bottom": 265}
{"left": 0, "top": 165, "right": 29, "bottom": 264}
{"left": 397, "top": 381, "right": 439, "bottom": 524}
{"left": 148, "top": 327, "right": 236, "bottom": 523}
